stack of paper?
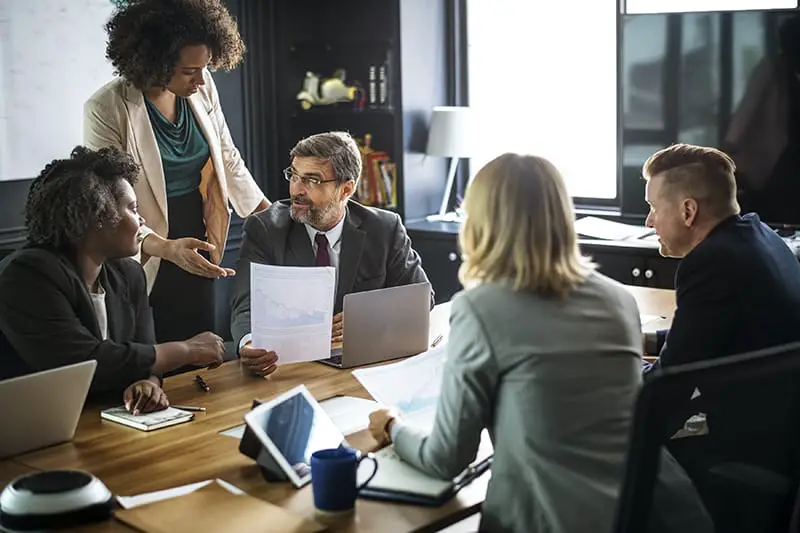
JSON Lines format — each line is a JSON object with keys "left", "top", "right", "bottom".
{"left": 115, "top": 481, "right": 324, "bottom": 533}
{"left": 117, "top": 479, "right": 244, "bottom": 509}
{"left": 574, "top": 216, "right": 655, "bottom": 241}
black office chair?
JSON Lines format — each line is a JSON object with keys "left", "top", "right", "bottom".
{"left": 614, "top": 341, "right": 800, "bottom": 533}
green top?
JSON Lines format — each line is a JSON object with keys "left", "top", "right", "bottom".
{"left": 145, "top": 96, "right": 210, "bottom": 198}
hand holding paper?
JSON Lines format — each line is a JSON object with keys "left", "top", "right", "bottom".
{"left": 239, "top": 343, "right": 278, "bottom": 377}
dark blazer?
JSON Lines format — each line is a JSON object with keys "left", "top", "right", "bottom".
{"left": 0, "top": 247, "right": 157, "bottom": 393}
{"left": 230, "top": 200, "right": 433, "bottom": 349}
{"left": 650, "top": 213, "right": 800, "bottom": 369}
{"left": 647, "top": 213, "right": 800, "bottom": 494}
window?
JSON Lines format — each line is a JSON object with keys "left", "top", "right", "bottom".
{"left": 0, "top": 0, "right": 115, "bottom": 181}
{"left": 466, "top": 0, "right": 618, "bottom": 200}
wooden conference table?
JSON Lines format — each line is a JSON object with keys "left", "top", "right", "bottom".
{"left": 0, "top": 286, "right": 676, "bottom": 533}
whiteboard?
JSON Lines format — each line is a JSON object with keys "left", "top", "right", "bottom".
{"left": 0, "top": 0, "right": 116, "bottom": 181}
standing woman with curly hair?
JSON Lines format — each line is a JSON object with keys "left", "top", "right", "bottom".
{"left": 84, "top": 0, "right": 270, "bottom": 345}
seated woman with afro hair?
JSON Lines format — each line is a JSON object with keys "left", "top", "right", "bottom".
{"left": 0, "top": 147, "right": 226, "bottom": 413}
{"left": 84, "top": 0, "right": 270, "bottom": 346}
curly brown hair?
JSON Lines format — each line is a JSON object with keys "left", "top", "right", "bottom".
{"left": 25, "top": 146, "right": 140, "bottom": 250}
{"left": 105, "top": 0, "right": 246, "bottom": 90}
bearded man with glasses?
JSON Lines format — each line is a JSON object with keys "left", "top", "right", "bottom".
{"left": 230, "top": 131, "right": 432, "bottom": 376}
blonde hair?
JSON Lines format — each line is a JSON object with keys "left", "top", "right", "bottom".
{"left": 458, "top": 153, "right": 594, "bottom": 297}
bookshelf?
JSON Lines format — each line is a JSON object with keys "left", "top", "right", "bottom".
{"left": 268, "top": 0, "right": 450, "bottom": 221}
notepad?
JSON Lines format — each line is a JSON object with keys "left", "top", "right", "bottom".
{"left": 363, "top": 446, "right": 453, "bottom": 498}
{"left": 100, "top": 406, "right": 194, "bottom": 431}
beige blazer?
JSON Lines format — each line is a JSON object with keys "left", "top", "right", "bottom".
{"left": 83, "top": 70, "right": 267, "bottom": 293}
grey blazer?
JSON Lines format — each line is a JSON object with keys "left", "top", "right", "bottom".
{"left": 394, "top": 273, "right": 644, "bottom": 533}
{"left": 230, "top": 200, "right": 432, "bottom": 348}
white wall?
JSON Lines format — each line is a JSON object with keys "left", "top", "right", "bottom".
{"left": 0, "top": 0, "right": 116, "bottom": 181}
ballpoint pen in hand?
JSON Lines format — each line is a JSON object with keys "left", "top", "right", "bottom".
{"left": 195, "top": 375, "right": 210, "bottom": 392}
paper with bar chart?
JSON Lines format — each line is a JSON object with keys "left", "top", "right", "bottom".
{"left": 250, "top": 263, "right": 335, "bottom": 364}
{"left": 351, "top": 343, "right": 448, "bottom": 431}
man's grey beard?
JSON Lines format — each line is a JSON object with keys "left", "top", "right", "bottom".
{"left": 290, "top": 197, "right": 341, "bottom": 229}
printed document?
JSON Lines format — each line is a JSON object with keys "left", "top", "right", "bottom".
{"left": 574, "top": 216, "right": 655, "bottom": 241}
{"left": 250, "top": 264, "right": 335, "bottom": 364}
{"left": 352, "top": 343, "right": 448, "bottom": 431}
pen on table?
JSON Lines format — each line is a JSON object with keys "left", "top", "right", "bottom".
{"left": 195, "top": 374, "right": 210, "bottom": 392}
{"left": 171, "top": 405, "right": 206, "bottom": 412}
{"left": 431, "top": 334, "right": 443, "bottom": 348}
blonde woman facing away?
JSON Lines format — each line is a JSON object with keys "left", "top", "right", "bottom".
{"left": 368, "top": 153, "right": 644, "bottom": 532}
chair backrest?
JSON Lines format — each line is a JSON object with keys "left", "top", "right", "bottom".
{"left": 614, "top": 341, "right": 800, "bottom": 533}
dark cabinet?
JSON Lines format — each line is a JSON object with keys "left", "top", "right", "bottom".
{"left": 407, "top": 219, "right": 680, "bottom": 302}
{"left": 581, "top": 242, "right": 679, "bottom": 289}
{"left": 410, "top": 230, "right": 463, "bottom": 304}
{"left": 407, "top": 220, "right": 462, "bottom": 304}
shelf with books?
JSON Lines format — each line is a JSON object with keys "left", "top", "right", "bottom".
{"left": 268, "top": 0, "right": 450, "bottom": 221}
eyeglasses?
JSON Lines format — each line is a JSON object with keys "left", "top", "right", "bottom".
{"left": 283, "top": 168, "right": 339, "bottom": 189}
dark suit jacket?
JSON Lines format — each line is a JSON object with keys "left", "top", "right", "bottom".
{"left": 651, "top": 213, "right": 800, "bottom": 369}
{"left": 647, "top": 214, "right": 800, "bottom": 483}
{"left": 230, "top": 200, "right": 433, "bottom": 349}
{"left": 0, "top": 247, "right": 157, "bottom": 394}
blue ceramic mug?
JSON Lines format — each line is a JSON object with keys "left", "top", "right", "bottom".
{"left": 310, "top": 447, "right": 378, "bottom": 513}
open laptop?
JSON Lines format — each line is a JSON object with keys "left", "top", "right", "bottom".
{"left": 319, "top": 282, "right": 431, "bottom": 369}
{"left": 0, "top": 360, "right": 96, "bottom": 459}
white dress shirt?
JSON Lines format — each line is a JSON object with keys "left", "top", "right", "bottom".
{"left": 89, "top": 283, "right": 108, "bottom": 341}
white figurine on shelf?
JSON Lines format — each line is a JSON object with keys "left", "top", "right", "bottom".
{"left": 296, "top": 69, "right": 358, "bottom": 110}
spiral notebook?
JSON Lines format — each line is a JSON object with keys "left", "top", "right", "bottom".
{"left": 100, "top": 406, "right": 194, "bottom": 431}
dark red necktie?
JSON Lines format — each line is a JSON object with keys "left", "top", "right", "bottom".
{"left": 315, "top": 233, "right": 330, "bottom": 267}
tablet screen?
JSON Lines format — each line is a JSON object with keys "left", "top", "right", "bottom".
{"left": 256, "top": 389, "right": 344, "bottom": 480}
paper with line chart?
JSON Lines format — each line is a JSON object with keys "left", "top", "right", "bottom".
{"left": 351, "top": 343, "right": 448, "bottom": 432}
{"left": 250, "top": 263, "right": 336, "bottom": 364}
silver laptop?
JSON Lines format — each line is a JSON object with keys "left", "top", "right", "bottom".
{"left": 320, "top": 282, "right": 431, "bottom": 369}
{"left": 0, "top": 360, "right": 96, "bottom": 459}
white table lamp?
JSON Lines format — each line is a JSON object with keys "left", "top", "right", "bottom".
{"left": 426, "top": 106, "right": 473, "bottom": 222}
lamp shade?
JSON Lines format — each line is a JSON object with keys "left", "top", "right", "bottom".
{"left": 426, "top": 106, "right": 474, "bottom": 158}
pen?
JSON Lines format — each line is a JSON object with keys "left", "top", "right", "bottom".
{"left": 172, "top": 405, "right": 206, "bottom": 412}
{"left": 453, "top": 456, "right": 493, "bottom": 488}
{"left": 195, "top": 375, "right": 210, "bottom": 392}
{"left": 431, "top": 334, "right": 443, "bottom": 348}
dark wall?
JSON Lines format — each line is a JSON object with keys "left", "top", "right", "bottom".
{"left": 399, "top": 0, "right": 449, "bottom": 221}
{"left": 0, "top": 179, "right": 32, "bottom": 261}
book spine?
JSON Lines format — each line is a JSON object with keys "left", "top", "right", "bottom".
{"left": 368, "top": 65, "right": 377, "bottom": 106}
{"left": 378, "top": 64, "right": 387, "bottom": 107}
